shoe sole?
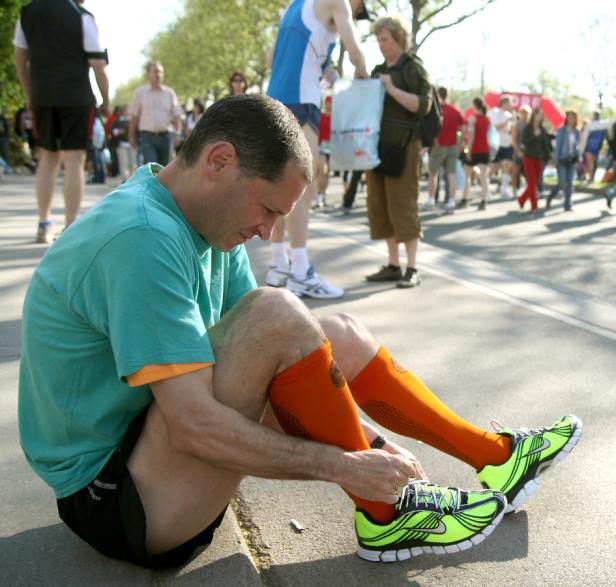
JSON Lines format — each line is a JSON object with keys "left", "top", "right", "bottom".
{"left": 504, "top": 415, "right": 583, "bottom": 514}
{"left": 286, "top": 286, "right": 343, "bottom": 299}
{"left": 356, "top": 508, "right": 506, "bottom": 563}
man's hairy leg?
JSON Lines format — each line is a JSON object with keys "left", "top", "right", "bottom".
{"left": 61, "top": 149, "right": 86, "bottom": 226}
{"left": 271, "top": 123, "right": 318, "bottom": 249}
{"left": 35, "top": 149, "right": 61, "bottom": 222}
{"left": 127, "top": 288, "right": 325, "bottom": 554}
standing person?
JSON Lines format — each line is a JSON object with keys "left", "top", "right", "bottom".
{"left": 488, "top": 95, "right": 514, "bottom": 199}
{"left": 364, "top": 16, "right": 432, "bottom": 289}
{"left": 315, "top": 95, "right": 332, "bottom": 208}
{"left": 423, "top": 87, "right": 463, "bottom": 214}
{"left": 19, "top": 95, "right": 581, "bottom": 567}
{"left": 185, "top": 99, "right": 205, "bottom": 136}
{"left": 128, "top": 62, "right": 182, "bottom": 166}
{"left": 87, "top": 107, "right": 106, "bottom": 184}
{"left": 547, "top": 110, "right": 580, "bottom": 212}
{"left": 229, "top": 72, "right": 248, "bottom": 96}
{"left": 518, "top": 108, "right": 550, "bottom": 214}
{"left": 463, "top": 98, "right": 490, "bottom": 210}
{"left": 111, "top": 106, "right": 135, "bottom": 182}
{"left": 13, "top": 0, "right": 110, "bottom": 244}
{"left": 265, "top": 0, "right": 369, "bottom": 299}
{"left": 511, "top": 105, "right": 531, "bottom": 197}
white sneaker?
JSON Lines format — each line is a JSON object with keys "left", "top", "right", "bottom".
{"left": 287, "top": 267, "right": 344, "bottom": 299}
{"left": 265, "top": 265, "right": 289, "bottom": 287}
{"left": 420, "top": 200, "right": 435, "bottom": 212}
{"left": 313, "top": 193, "right": 326, "bottom": 209}
{"left": 444, "top": 199, "right": 456, "bottom": 214}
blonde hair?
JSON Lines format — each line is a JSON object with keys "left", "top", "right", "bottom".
{"left": 372, "top": 15, "right": 409, "bottom": 51}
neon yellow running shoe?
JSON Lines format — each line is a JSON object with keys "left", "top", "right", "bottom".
{"left": 355, "top": 480, "right": 507, "bottom": 562}
{"left": 477, "top": 414, "right": 583, "bottom": 514}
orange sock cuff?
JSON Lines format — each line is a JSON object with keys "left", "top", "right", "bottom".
{"left": 270, "top": 338, "right": 333, "bottom": 385}
{"left": 349, "top": 346, "right": 511, "bottom": 470}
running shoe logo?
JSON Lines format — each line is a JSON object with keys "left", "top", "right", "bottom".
{"left": 526, "top": 437, "right": 551, "bottom": 456}
{"left": 405, "top": 520, "right": 446, "bottom": 534}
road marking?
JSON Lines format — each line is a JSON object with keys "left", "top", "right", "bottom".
{"left": 310, "top": 216, "right": 616, "bottom": 343}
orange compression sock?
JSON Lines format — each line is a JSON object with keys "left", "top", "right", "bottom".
{"left": 349, "top": 346, "right": 511, "bottom": 470}
{"left": 268, "top": 340, "right": 394, "bottom": 523}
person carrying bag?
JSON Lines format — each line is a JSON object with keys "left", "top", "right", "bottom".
{"left": 364, "top": 15, "right": 433, "bottom": 289}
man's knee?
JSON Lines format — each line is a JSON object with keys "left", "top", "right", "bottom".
{"left": 231, "top": 287, "right": 323, "bottom": 357}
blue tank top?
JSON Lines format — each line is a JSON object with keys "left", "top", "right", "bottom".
{"left": 268, "top": 0, "right": 338, "bottom": 107}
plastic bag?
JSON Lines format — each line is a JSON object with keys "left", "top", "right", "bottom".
{"left": 330, "top": 79, "right": 385, "bottom": 171}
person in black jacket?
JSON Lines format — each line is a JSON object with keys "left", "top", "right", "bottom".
{"left": 13, "top": 0, "right": 110, "bottom": 243}
{"left": 517, "top": 108, "right": 550, "bottom": 213}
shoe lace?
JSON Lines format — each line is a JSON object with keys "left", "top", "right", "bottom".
{"left": 399, "top": 480, "right": 460, "bottom": 514}
{"left": 490, "top": 419, "right": 543, "bottom": 443}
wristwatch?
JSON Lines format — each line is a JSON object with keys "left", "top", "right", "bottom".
{"left": 370, "top": 434, "right": 387, "bottom": 449}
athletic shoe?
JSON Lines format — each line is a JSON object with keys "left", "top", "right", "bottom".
{"left": 478, "top": 199, "right": 486, "bottom": 211}
{"left": 365, "top": 265, "right": 402, "bottom": 282}
{"left": 477, "top": 415, "right": 582, "bottom": 514}
{"left": 444, "top": 199, "right": 456, "bottom": 214}
{"left": 396, "top": 268, "right": 420, "bottom": 289}
{"left": 35, "top": 221, "right": 54, "bottom": 244}
{"left": 287, "top": 267, "right": 344, "bottom": 299}
{"left": 420, "top": 200, "right": 435, "bottom": 212}
{"left": 355, "top": 480, "right": 507, "bottom": 562}
{"left": 457, "top": 199, "right": 468, "bottom": 209}
{"left": 313, "top": 193, "right": 326, "bottom": 209}
{"left": 265, "top": 265, "right": 289, "bottom": 288}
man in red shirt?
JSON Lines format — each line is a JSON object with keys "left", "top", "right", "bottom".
{"left": 423, "top": 87, "right": 463, "bottom": 213}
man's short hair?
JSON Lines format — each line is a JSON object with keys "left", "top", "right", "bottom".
{"left": 500, "top": 95, "right": 511, "bottom": 107}
{"left": 146, "top": 61, "right": 163, "bottom": 73}
{"left": 437, "top": 87, "right": 448, "bottom": 101}
{"left": 180, "top": 95, "right": 313, "bottom": 184}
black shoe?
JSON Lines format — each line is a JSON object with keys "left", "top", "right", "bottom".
{"left": 457, "top": 199, "right": 468, "bottom": 209}
{"left": 366, "top": 265, "right": 402, "bottom": 282}
{"left": 606, "top": 194, "right": 613, "bottom": 209}
{"left": 396, "top": 268, "right": 421, "bottom": 288}
{"left": 546, "top": 196, "right": 552, "bottom": 209}
{"left": 478, "top": 200, "right": 486, "bottom": 211}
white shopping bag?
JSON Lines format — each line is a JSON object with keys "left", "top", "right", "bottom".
{"left": 330, "top": 79, "right": 385, "bottom": 171}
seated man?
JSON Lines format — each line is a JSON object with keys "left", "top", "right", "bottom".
{"left": 19, "top": 95, "right": 582, "bottom": 568}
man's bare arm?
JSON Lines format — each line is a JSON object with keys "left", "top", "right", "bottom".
{"left": 128, "top": 116, "right": 139, "bottom": 149}
{"left": 88, "top": 58, "right": 110, "bottom": 116}
{"left": 329, "top": 0, "right": 367, "bottom": 78}
{"left": 152, "top": 368, "right": 417, "bottom": 503}
{"left": 13, "top": 47, "right": 31, "bottom": 108}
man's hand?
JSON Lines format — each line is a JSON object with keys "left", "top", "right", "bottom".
{"left": 337, "top": 449, "right": 420, "bottom": 504}
{"left": 100, "top": 102, "right": 111, "bottom": 117}
{"left": 382, "top": 439, "right": 428, "bottom": 482}
{"left": 354, "top": 64, "right": 368, "bottom": 79}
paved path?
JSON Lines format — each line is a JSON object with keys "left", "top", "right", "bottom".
{"left": 1, "top": 173, "right": 615, "bottom": 586}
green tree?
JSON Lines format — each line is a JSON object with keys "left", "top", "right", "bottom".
{"left": 112, "top": 75, "right": 145, "bottom": 107}
{"left": 368, "top": 0, "right": 499, "bottom": 52}
{"left": 0, "top": 0, "right": 26, "bottom": 113}
{"left": 144, "top": 0, "right": 286, "bottom": 101}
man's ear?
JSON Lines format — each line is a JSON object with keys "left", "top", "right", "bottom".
{"left": 204, "top": 141, "right": 237, "bottom": 177}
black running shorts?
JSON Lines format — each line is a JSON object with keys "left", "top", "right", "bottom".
{"left": 56, "top": 410, "right": 227, "bottom": 568}
{"left": 32, "top": 106, "right": 92, "bottom": 151}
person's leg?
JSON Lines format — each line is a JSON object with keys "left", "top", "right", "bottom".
{"left": 386, "top": 237, "right": 400, "bottom": 266}
{"left": 139, "top": 134, "right": 158, "bottom": 165}
{"left": 117, "top": 146, "right": 129, "bottom": 181}
{"left": 35, "top": 148, "right": 62, "bottom": 222}
{"left": 462, "top": 163, "right": 472, "bottom": 203}
{"left": 528, "top": 159, "right": 541, "bottom": 211}
{"left": 315, "top": 152, "right": 329, "bottom": 206}
{"left": 61, "top": 149, "right": 86, "bottom": 226}
{"left": 155, "top": 133, "right": 172, "bottom": 166}
{"left": 518, "top": 157, "right": 533, "bottom": 208}
{"left": 478, "top": 163, "right": 488, "bottom": 207}
{"left": 500, "top": 158, "right": 512, "bottom": 196}
{"left": 564, "top": 164, "right": 575, "bottom": 210}
{"left": 342, "top": 170, "right": 362, "bottom": 210}
{"left": 403, "top": 239, "right": 418, "bottom": 270}
{"left": 127, "top": 288, "right": 390, "bottom": 554}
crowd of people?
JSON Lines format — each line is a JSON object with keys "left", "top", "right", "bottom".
{"left": 8, "top": 0, "right": 587, "bottom": 572}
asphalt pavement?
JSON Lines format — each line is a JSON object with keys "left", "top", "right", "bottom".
{"left": 1, "top": 172, "right": 615, "bottom": 586}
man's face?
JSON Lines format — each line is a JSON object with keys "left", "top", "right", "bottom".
{"left": 148, "top": 64, "right": 164, "bottom": 87}
{"left": 202, "top": 161, "right": 307, "bottom": 252}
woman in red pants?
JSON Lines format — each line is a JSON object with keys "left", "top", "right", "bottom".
{"left": 518, "top": 108, "right": 550, "bottom": 212}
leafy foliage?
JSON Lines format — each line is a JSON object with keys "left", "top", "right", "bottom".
{"left": 0, "top": 0, "right": 26, "bottom": 114}
{"left": 142, "top": 0, "right": 287, "bottom": 101}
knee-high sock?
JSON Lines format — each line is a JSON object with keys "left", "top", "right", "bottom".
{"left": 268, "top": 340, "right": 394, "bottom": 523}
{"left": 349, "top": 347, "right": 511, "bottom": 470}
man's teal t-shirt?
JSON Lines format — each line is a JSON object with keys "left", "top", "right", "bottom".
{"left": 19, "top": 164, "right": 257, "bottom": 498}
